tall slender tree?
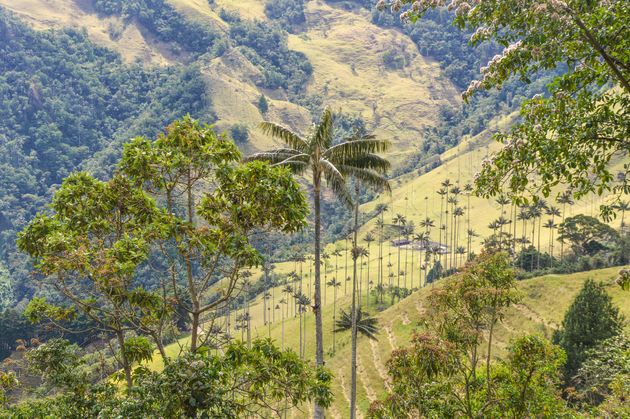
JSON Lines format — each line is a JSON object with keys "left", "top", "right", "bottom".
{"left": 364, "top": 233, "right": 375, "bottom": 307}
{"left": 392, "top": 213, "right": 407, "bottom": 294}
{"left": 557, "top": 191, "right": 575, "bottom": 260}
{"left": 327, "top": 279, "right": 342, "bottom": 353}
{"left": 615, "top": 200, "right": 629, "bottom": 233}
{"left": 248, "top": 107, "right": 390, "bottom": 418}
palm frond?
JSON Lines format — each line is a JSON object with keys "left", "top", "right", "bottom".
{"left": 258, "top": 122, "right": 309, "bottom": 152}
{"left": 332, "top": 154, "right": 391, "bottom": 174}
{"left": 313, "top": 107, "right": 334, "bottom": 150}
{"left": 334, "top": 308, "right": 379, "bottom": 340}
{"left": 273, "top": 155, "right": 310, "bottom": 175}
{"left": 320, "top": 158, "right": 353, "bottom": 206}
{"left": 244, "top": 150, "right": 297, "bottom": 163}
{"left": 324, "top": 138, "right": 391, "bottom": 161}
{"left": 336, "top": 165, "right": 391, "bottom": 194}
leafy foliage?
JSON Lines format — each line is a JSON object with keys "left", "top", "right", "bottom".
{"left": 553, "top": 279, "right": 624, "bottom": 380}
{"left": 384, "top": 0, "right": 630, "bottom": 217}
{"left": 264, "top": 0, "right": 306, "bottom": 33}
{"left": 6, "top": 339, "right": 332, "bottom": 418}
{"left": 120, "top": 116, "right": 309, "bottom": 352}
{"left": 558, "top": 215, "right": 620, "bottom": 257}
{"left": 573, "top": 333, "right": 630, "bottom": 407}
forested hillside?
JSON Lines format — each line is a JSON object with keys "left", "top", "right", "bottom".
{"left": 0, "top": 0, "right": 471, "bottom": 308}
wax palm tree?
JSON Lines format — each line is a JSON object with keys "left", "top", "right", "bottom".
{"left": 452, "top": 207, "right": 465, "bottom": 266}
{"left": 467, "top": 229, "right": 478, "bottom": 261}
{"left": 358, "top": 246, "right": 369, "bottom": 308}
{"left": 334, "top": 308, "right": 379, "bottom": 341}
{"left": 557, "top": 191, "right": 574, "bottom": 260}
{"left": 441, "top": 180, "right": 452, "bottom": 267}
{"left": 294, "top": 291, "right": 311, "bottom": 358}
{"left": 263, "top": 291, "right": 271, "bottom": 332}
{"left": 543, "top": 219, "right": 557, "bottom": 265}
{"left": 249, "top": 108, "right": 390, "bottom": 418}
{"left": 363, "top": 233, "right": 375, "bottom": 307}
{"left": 455, "top": 246, "right": 467, "bottom": 267}
{"left": 517, "top": 206, "right": 531, "bottom": 254}
{"left": 495, "top": 194, "right": 511, "bottom": 239}
{"left": 464, "top": 183, "right": 473, "bottom": 249}
{"left": 402, "top": 223, "right": 414, "bottom": 289}
{"left": 436, "top": 187, "right": 448, "bottom": 266}
{"left": 449, "top": 186, "right": 461, "bottom": 269}
{"left": 282, "top": 284, "right": 293, "bottom": 320}
{"left": 414, "top": 231, "right": 429, "bottom": 287}
{"left": 322, "top": 252, "right": 330, "bottom": 306}
{"left": 392, "top": 213, "right": 406, "bottom": 292}
{"left": 375, "top": 217, "right": 385, "bottom": 301}
{"left": 615, "top": 200, "right": 629, "bottom": 233}
{"left": 535, "top": 200, "right": 548, "bottom": 269}
{"left": 545, "top": 205, "right": 561, "bottom": 259}
{"left": 420, "top": 216, "right": 435, "bottom": 233}
{"left": 327, "top": 278, "right": 342, "bottom": 352}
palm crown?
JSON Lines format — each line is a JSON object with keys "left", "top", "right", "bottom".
{"left": 247, "top": 107, "right": 391, "bottom": 203}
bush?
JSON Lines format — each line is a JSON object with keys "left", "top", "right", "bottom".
{"left": 514, "top": 246, "right": 555, "bottom": 272}
{"left": 553, "top": 279, "right": 624, "bottom": 380}
{"left": 257, "top": 95, "right": 269, "bottom": 114}
{"left": 230, "top": 124, "right": 249, "bottom": 144}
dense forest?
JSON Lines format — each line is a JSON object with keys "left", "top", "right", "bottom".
{"left": 0, "top": 0, "right": 628, "bottom": 417}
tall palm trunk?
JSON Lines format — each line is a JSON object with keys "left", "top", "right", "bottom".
{"left": 537, "top": 216, "right": 542, "bottom": 269}
{"left": 345, "top": 236, "right": 349, "bottom": 296}
{"left": 379, "top": 213, "right": 384, "bottom": 303}
{"left": 332, "top": 283, "right": 338, "bottom": 353}
{"left": 366, "top": 242, "right": 371, "bottom": 307}
{"left": 313, "top": 172, "right": 325, "bottom": 419}
{"left": 350, "top": 186, "right": 360, "bottom": 419}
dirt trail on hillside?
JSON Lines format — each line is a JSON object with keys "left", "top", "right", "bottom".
{"left": 514, "top": 303, "right": 559, "bottom": 329}
{"left": 357, "top": 353, "right": 378, "bottom": 402}
{"left": 384, "top": 324, "right": 397, "bottom": 350}
{"left": 369, "top": 338, "right": 391, "bottom": 389}
{"left": 400, "top": 311, "right": 411, "bottom": 325}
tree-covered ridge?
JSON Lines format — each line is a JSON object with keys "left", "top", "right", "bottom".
{"left": 0, "top": 7, "right": 211, "bottom": 305}
{"left": 91, "top": 0, "right": 221, "bottom": 55}
{"left": 223, "top": 11, "right": 313, "bottom": 94}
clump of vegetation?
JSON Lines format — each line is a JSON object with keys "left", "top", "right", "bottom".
{"left": 264, "top": 0, "right": 306, "bottom": 33}
{"left": 257, "top": 94, "right": 269, "bottom": 114}
{"left": 5, "top": 338, "right": 332, "bottom": 417}
{"left": 553, "top": 279, "right": 624, "bottom": 381}
{"left": 230, "top": 124, "right": 249, "bottom": 145}
{"left": 229, "top": 16, "right": 313, "bottom": 93}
